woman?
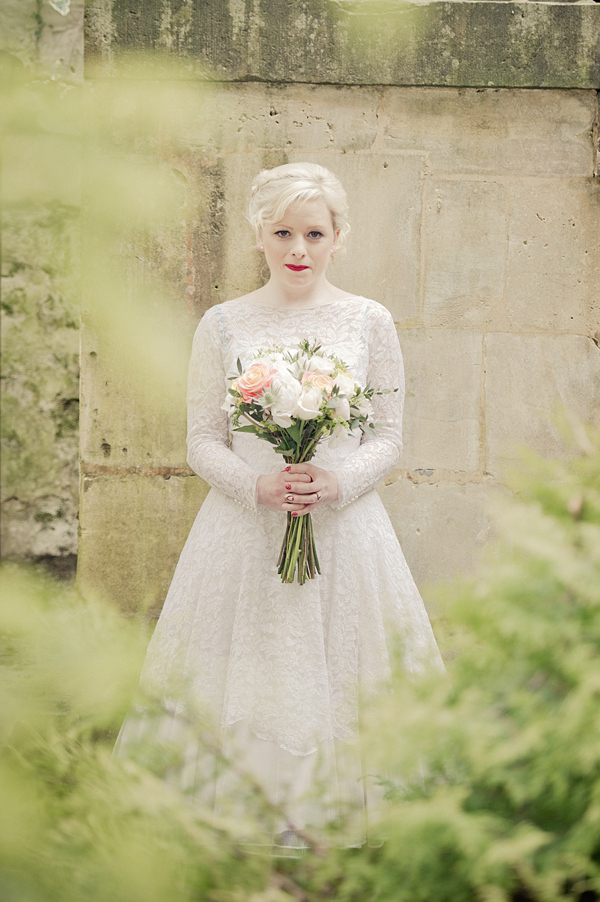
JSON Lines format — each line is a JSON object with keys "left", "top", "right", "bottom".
{"left": 116, "top": 162, "right": 442, "bottom": 850}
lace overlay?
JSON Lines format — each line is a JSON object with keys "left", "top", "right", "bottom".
{"left": 116, "top": 297, "right": 442, "bottom": 835}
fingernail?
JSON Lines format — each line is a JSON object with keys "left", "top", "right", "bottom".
{"left": 284, "top": 466, "right": 291, "bottom": 472}
{"left": 285, "top": 484, "right": 291, "bottom": 490}
{"left": 291, "top": 511, "right": 297, "bottom": 517}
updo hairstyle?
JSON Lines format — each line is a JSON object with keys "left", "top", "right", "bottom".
{"left": 247, "top": 162, "right": 350, "bottom": 252}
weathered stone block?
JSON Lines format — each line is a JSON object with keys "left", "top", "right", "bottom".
{"left": 86, "top": 0, "right": 600, "bottom": 90}
{"left": 38, "top": 0, "right": 84, "bottom": 81}
{"left": 504, "top": 180, "right": 600, "bottom": 334}
{"left": 1, "top": 203, "right": 80, "bottom": 562}
{"left": 78, "top": 473, "right": 208, "bottom": 614}
{"left": 213, "top": 84, "right": 380, "bottom": 154}
{"left": 219, "top": 150, "right": 271, "bottom": 302}
{"left": 422, "top": 179, "right": 507, "bottom": 328}
{"left": 0, "top": 0, "right": 83, "bottom": 81}
{"left": 400, "top": 329, "right": 483, "bottom": 471}
{"left": 379, "top": 478, "right": 493, "bottom": 587}
{"left": 485, "top": 333, "right": 600, "bottom": 473}
{"left": 0, "top": 1, "right": 37, "bottom": 68}
{"left": 331, "top": 152, "right": 425, "bottom": 323}
{"left": 381, "top": 88, "right": 596, "bottom": 178}
{"left": 79, "top": 321, "right": 192, "bottom": 470}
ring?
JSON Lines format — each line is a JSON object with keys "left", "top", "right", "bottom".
{"left": 286, "top": 494, "right": 294, "bottom": 502}
{"left": 316, "top": 492, "right": 322, "bottom": 501}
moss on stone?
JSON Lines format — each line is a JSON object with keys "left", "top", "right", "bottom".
{"left": 1, "top": 203, "right": 80, "bottom": 563}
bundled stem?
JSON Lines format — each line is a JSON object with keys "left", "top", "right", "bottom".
{"left": 277, "top": 511, "right": 321, "bottom": 585}
{"left": 276, "top": 448, "right": 322, "bottom": 585}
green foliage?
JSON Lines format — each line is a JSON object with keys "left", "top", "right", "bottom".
{"left": 0, "top": 565, "right": 273, "bottom": 902}
{"left": 3, "top": 431, "right": 600, "bottom": 900}
{"left": 0, "top": 56, "right": 215, "bottom": 562}
{"left": 306, "top": 428, "right": 600, "bottom": 902}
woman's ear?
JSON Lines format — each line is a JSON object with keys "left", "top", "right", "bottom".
{"left": 331, "top": 230, "right": 341, "bottom": 256}
{"left": 256, "top": 231, "right": 264, "bottom": 252}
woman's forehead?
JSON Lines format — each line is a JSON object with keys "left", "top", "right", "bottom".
{"left": 270, "top": 197, "right": 334, "bottom": 228}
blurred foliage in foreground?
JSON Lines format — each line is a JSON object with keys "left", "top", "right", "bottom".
{"left": 1, "top": 53, "right": 214, "bottom": 569}
{"left": 2, "top": 426, "right": 600, "bottom": 901}
{"left": 0, "top": 55, "right": 216, "bottom": 484}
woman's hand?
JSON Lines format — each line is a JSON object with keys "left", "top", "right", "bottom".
{"left": 257, "top": 463, "right": 339, "bottom": 516}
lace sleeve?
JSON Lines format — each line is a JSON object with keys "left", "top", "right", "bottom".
{"left": 186, "top": 310, "right": 259, "bottom": 511}
{"left": 331, "top": 307, "right": 405, "bottom": 509}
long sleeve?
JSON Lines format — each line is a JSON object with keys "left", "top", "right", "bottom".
{"left": 186, "top": 309, "right": 259, "bottom": 510}
{"left": 331, "top": 307, "right": 405, "bottom": 509}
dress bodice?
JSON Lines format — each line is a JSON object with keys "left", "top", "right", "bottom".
{"left": 186, "top": 296, "right": 405, "bottom": 509}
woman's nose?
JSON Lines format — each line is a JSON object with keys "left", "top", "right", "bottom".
{"left": 290, "top": 238, "right": 306, "bottom": 257}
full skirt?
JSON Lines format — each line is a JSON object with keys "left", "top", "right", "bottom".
{"left": 115, "top": 486, "right": 442, "bottom": 848}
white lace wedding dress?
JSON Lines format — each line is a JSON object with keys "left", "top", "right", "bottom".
{"left": 115, "top": 295, "right": 442, "bottom": 849}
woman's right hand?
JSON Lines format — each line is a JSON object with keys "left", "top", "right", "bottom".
{"left": 257, "top": 469, "right": 314, "bottom": 513}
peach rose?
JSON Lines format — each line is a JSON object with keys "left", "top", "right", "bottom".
{"left": 301, "top": 371, "right": 335, "bottom": 396}
{"left": 237, "top": 363, "right": 275, "bottom": 402}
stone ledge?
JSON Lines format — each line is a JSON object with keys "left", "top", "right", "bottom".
{"left": 86, "top": 0, "right": 600, "bottom": 89}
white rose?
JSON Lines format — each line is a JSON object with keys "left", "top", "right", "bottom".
{"left": 329, "top": 395, "right": 350, "bottom": 421}
{"left": 293, "top": 384, "right": 323, "bottom": 420}
{"left": 351, "top": 396, "right": 373, "bottom": 418}
{"left": 306, "top": 355, "right": 335, "bottom": 375}
{"left": 327, "top": 422, "right": 350, "bottom": 449}
{"left": 221, "top": 393, "right": 237, "bottom": 415}
{"left": 253, "top": 351, "right": 286, "bottom": 368}
{"left": 334, "top": 373, "right": 356, "bottom": 397}
{"left": 291, "top": 353, "right": 310, "bottom": 378}
{"left": 268, "top": 368, "right": 302, "bottom": 427}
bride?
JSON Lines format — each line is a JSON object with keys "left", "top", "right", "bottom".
{"left": 115, "top": 162, "right": 442, "bottom": 850}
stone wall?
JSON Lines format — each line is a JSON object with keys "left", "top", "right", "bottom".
{"left": 78, "top": 71, "right": 600, "bottom": 609}
{"left": 79, "top": 0, "right": 599, "bottom": 612}
{"left": 5, "top": 0, "right": 600, "bottom": 604}
{"left": 0, "top": 0, "right": 83, "bottom": 577}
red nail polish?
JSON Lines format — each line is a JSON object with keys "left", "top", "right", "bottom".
{"left": 285, "top": 484, "right": 291, "bottom": 490}
{"left": 291, "top": 511, "right": 297, "bottom": 517}
{"left": 285, "top": 466, "right": 291, "bottom": 472}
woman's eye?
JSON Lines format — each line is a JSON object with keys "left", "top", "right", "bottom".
{"left": 275, "top": 230, "right": 290, "bottom": 238}
{"left": 308, "top": 231, "right": 323, "bottom": 239}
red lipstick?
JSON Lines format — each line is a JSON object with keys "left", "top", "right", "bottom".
{"left": 286, "top": 264, "right": 309, "bottom": 271}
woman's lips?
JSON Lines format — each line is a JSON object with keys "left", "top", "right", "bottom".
{"left": 285, "top": 264, "right": 309, "bottom": 271}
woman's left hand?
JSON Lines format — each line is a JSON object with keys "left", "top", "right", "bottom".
{"left": 283, "top": 463, "right": 338, "bottom": 516}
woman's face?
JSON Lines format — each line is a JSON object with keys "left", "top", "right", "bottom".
{"left": 259, "top": 197, "right": 339, "bottom": 290}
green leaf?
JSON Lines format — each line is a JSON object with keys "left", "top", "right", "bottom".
{"left": 256, "top": 433, "right": 278, "bottom": 444}
{"left": 237, "top": 357, "right": 243, "bottom": 375}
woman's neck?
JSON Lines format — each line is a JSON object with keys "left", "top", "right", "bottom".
{"left": 253, "top": 277, "right": 347, "bottom": 309}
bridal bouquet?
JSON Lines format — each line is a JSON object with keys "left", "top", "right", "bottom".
{"left": 222, "top": 339, "right": 389, "bottom": 585}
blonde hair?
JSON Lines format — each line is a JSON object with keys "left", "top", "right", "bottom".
{"left": 247, "top": 162, "right": 350, "bottom": 251}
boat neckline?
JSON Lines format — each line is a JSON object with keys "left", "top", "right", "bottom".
{"left": 226, "top": 295, "right": 362, "bottom": 312}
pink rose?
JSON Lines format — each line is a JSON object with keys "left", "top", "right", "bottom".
{"left": 237, "top": 363, "right": 275, "bottom": 402}
{"left": 301, "top": 371, "right": 335, "bottom": 396}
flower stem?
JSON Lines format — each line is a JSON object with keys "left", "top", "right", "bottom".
{"left": 277, "top": 449, "right": 322, "bottom": 584}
